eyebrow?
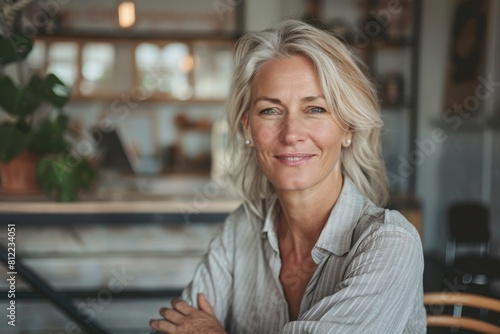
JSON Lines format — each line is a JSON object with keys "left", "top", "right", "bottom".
{"left": 253, "top": 95, "right": 325, "bottom": 106}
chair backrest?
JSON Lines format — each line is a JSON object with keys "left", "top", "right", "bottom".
{"left": 424, "top": 292, "right": 500, "bottom": 333}
{"left": 446, "top": 202, "right": 490, "bottom": 265}
{"left": 449, "top": 202, "right": 489, "bottom": 243}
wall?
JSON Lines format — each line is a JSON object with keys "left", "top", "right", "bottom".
{"left": 415, "top": 0, "right": 454, "bottom": 256}
{"left": 416, "top": 0, "right": 500, "bottom": 258}
{"left": 245, "top": 0, "right": 306, "bottom": 31}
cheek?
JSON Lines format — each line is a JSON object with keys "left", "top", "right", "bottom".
{"left": 314, "top": 126, "right": 344, "bottom": 153}
{"left": 251, "top": 125, "right": 276, "bottom": 147}
{"left": 322, "top": 131, "right": 342, "bottom": 145}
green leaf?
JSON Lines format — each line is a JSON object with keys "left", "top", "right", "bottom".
{"left": 38, "top": 154, "right": 97, "bottom": 202}
{"left": 0, "top": 74, "right": 69, "bottom": 118}
{"left": 18, "top": 74, "right": 44, "bottom": 118}
{"left": 37, "top": 157, "right": 56, "bottom": 194}
{"left": 56, "top": 115, "right": 69, "bottom": 128}
{"left": 0, "top": 76, "right": 23, "bottom": 116}
{"left": 0, "top": 35, "right": 33, "bottom": 65}
{"left": 41, "top": 74, "right": 70, "bottom": 108}
{"left": 77, "top": 158, "right": 98, "bottom": 190}
{"left": 0, "top": 75, "right": 45, "bottom": 118}
{"left": 29, "top": 117, "right": 68, "bottom": 154}
{"left": 0, "top": 123, "right": 32, "bottom": 162}
{"left": 38, "top": 155, "right": 77, "bottom": 201}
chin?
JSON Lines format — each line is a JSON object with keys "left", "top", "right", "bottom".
{"left": 272, "top": 176, "right": 314, "bottom": 192}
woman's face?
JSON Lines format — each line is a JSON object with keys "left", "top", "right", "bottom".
{"left": 243, "top": 55, "right": 352, "bottom": 193}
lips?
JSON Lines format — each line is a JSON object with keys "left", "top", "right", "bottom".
{"left": 275, "top": 153, "right": 314, "bottom": 166}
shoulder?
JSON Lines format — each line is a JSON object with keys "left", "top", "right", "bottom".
{"left": 204, "top": 203, "right": 257, "bottom": 256}
{"left": 354, "top": 202, "right": 423, "bottom": 253}
{"left": 224, "top": 203, "right": 248, "bottom": 224}
{"left": 345, "top": 203, "right": 425, "bottom": 280}
{"left": 221, "top": 202, "right": 263, "bottom": 234}
{"left": 382, "top": 209, "right": 421, "bottom": 244}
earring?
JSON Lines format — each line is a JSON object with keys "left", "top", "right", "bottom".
{"left": 245, "top": 139, "right": 251, "bottom": 145}
{"left": 345, "top": 139, "right": 352, "bottom": 146}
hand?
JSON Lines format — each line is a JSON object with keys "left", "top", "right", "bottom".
{"left": 150, "top": 293, "right": 226, "bottom": 334}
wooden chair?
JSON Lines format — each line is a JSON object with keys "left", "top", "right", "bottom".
{"left": 424, "top": 292, "right": 500, "bottom": 333}
{"left": 446, "top": 202, "right": 490, "bottom": 266}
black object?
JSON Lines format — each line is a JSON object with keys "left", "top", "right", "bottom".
{"left": 446, "top": 202, "right": 490, "bottom": 266}
{"left": 445, "top": 202, "right": 500, "bottom": 298}
{"left": 449, "top": 202, "right": 490, "bottom": 244}
{"left": 90, "top": 127, "right": 135, "bottom": 173}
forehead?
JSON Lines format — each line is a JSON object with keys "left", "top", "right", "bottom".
{"left": 255, "top": 55, "right": 315, "bottom": 74}
{"left": 251, "top": 55, "right": 323, "bottom": 96}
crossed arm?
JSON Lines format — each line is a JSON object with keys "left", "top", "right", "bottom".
{"left": 149, "top": 293, "right": 225, "bottom": 334}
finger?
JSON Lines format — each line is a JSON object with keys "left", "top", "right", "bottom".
{"left": 149, "top": 319, "right": 176, "bottom": 333}
{"left": 159, "top": 307, "right": 169, "bottom": 316}
{"left": 160, "top": 308, "right": 184, "bottom": 325}
{"left": 171, "top": 299, "right": 195, "bottom": 316}
{"left": 198, "top": 293, "right": 215, "bottom": 316}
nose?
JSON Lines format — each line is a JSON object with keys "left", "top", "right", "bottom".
{"left": 278, "top": 114, "right": 306, "bottom": 145}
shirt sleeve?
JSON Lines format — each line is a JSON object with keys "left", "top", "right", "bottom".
{"left": 180, "top": 213, "right": 235, "bottom": 327}
{"left": 281, "top": 224, "right": 425, "bottom": 334}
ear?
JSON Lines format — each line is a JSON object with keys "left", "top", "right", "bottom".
{"left": 342, "top": 129, "right": 353, "bottom": 148}
{"left": 242, "top": 113, "right": 254, "bottom": 147}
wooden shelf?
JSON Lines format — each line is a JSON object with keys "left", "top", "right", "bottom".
{"left": 70, "top": 95, "right": 226, "bottom": 104}
{"left": 0, "top": 175, "right": 240, "bottom": 214}
{"left": 430, "top": 115, "right": 500, "bottom": 132}
{"left": 0, "top": 198, "right": 240, "bottom": 214}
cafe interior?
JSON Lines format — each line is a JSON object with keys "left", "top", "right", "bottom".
{"left": 0, "top": 0, "right": 499, "bottom": 333}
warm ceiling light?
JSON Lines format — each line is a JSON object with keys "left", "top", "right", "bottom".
{"left": 179, "top": 55, "right": 195, "bottom": 73}
{"left": 118, "top": 1, "right": 135, "bottom": 28}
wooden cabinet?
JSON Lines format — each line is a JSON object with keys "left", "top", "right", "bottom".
{"left": 26, "top": 37, "right": 234, "bottom": 103}
{"left": 20, "top": 37, "right": 235, "bottom": 176}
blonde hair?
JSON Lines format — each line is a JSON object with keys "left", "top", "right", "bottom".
{"left": 225, "top": 19, "right": 388, "bottom": 218}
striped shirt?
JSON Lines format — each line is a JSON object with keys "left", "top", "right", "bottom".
{"left": 181, "top": 177, "right": 427, "bottom": 333}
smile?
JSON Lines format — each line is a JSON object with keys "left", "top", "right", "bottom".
{"left": 275, "top": 154, "right": 314, "bottom": 166}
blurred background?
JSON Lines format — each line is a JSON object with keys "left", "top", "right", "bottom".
{"left": 0, "top": 0, "right": 499, "bottom": 333}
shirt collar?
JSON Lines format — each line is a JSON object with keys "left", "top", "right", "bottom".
{"left": 261, "top": 176, "right": 368, "bottom": 258}
{"left": 314, "top": 176, "right": 367, "bottom": 258}
{"left": 261, "top": 194, "right": 279, "bottom": 251}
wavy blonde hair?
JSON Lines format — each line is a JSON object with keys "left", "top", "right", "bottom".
{"left": 225, "top": 19, "right": 388, "bottom": 218}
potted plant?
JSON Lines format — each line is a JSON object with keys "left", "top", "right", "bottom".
{"left": 0, "top": 9, "right": 97, "bottom": 201}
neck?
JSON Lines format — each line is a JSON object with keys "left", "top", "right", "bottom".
{"left": 276, "top": 173, "right": 344, "bottom": 261}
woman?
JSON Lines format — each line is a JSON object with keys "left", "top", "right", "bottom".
{"left": 150, "top": 20, "right": 426, "bottom": 334}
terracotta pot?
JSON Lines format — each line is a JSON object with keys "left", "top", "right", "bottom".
{"left": 0, "top": 151, "right": 41, "bottom": 195}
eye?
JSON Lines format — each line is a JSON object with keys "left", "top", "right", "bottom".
{"left": 309, "top": 106, "right": 326, "bottom": 113}
{"left": 260, "top": 108, "right": 279, "bottom": 115}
